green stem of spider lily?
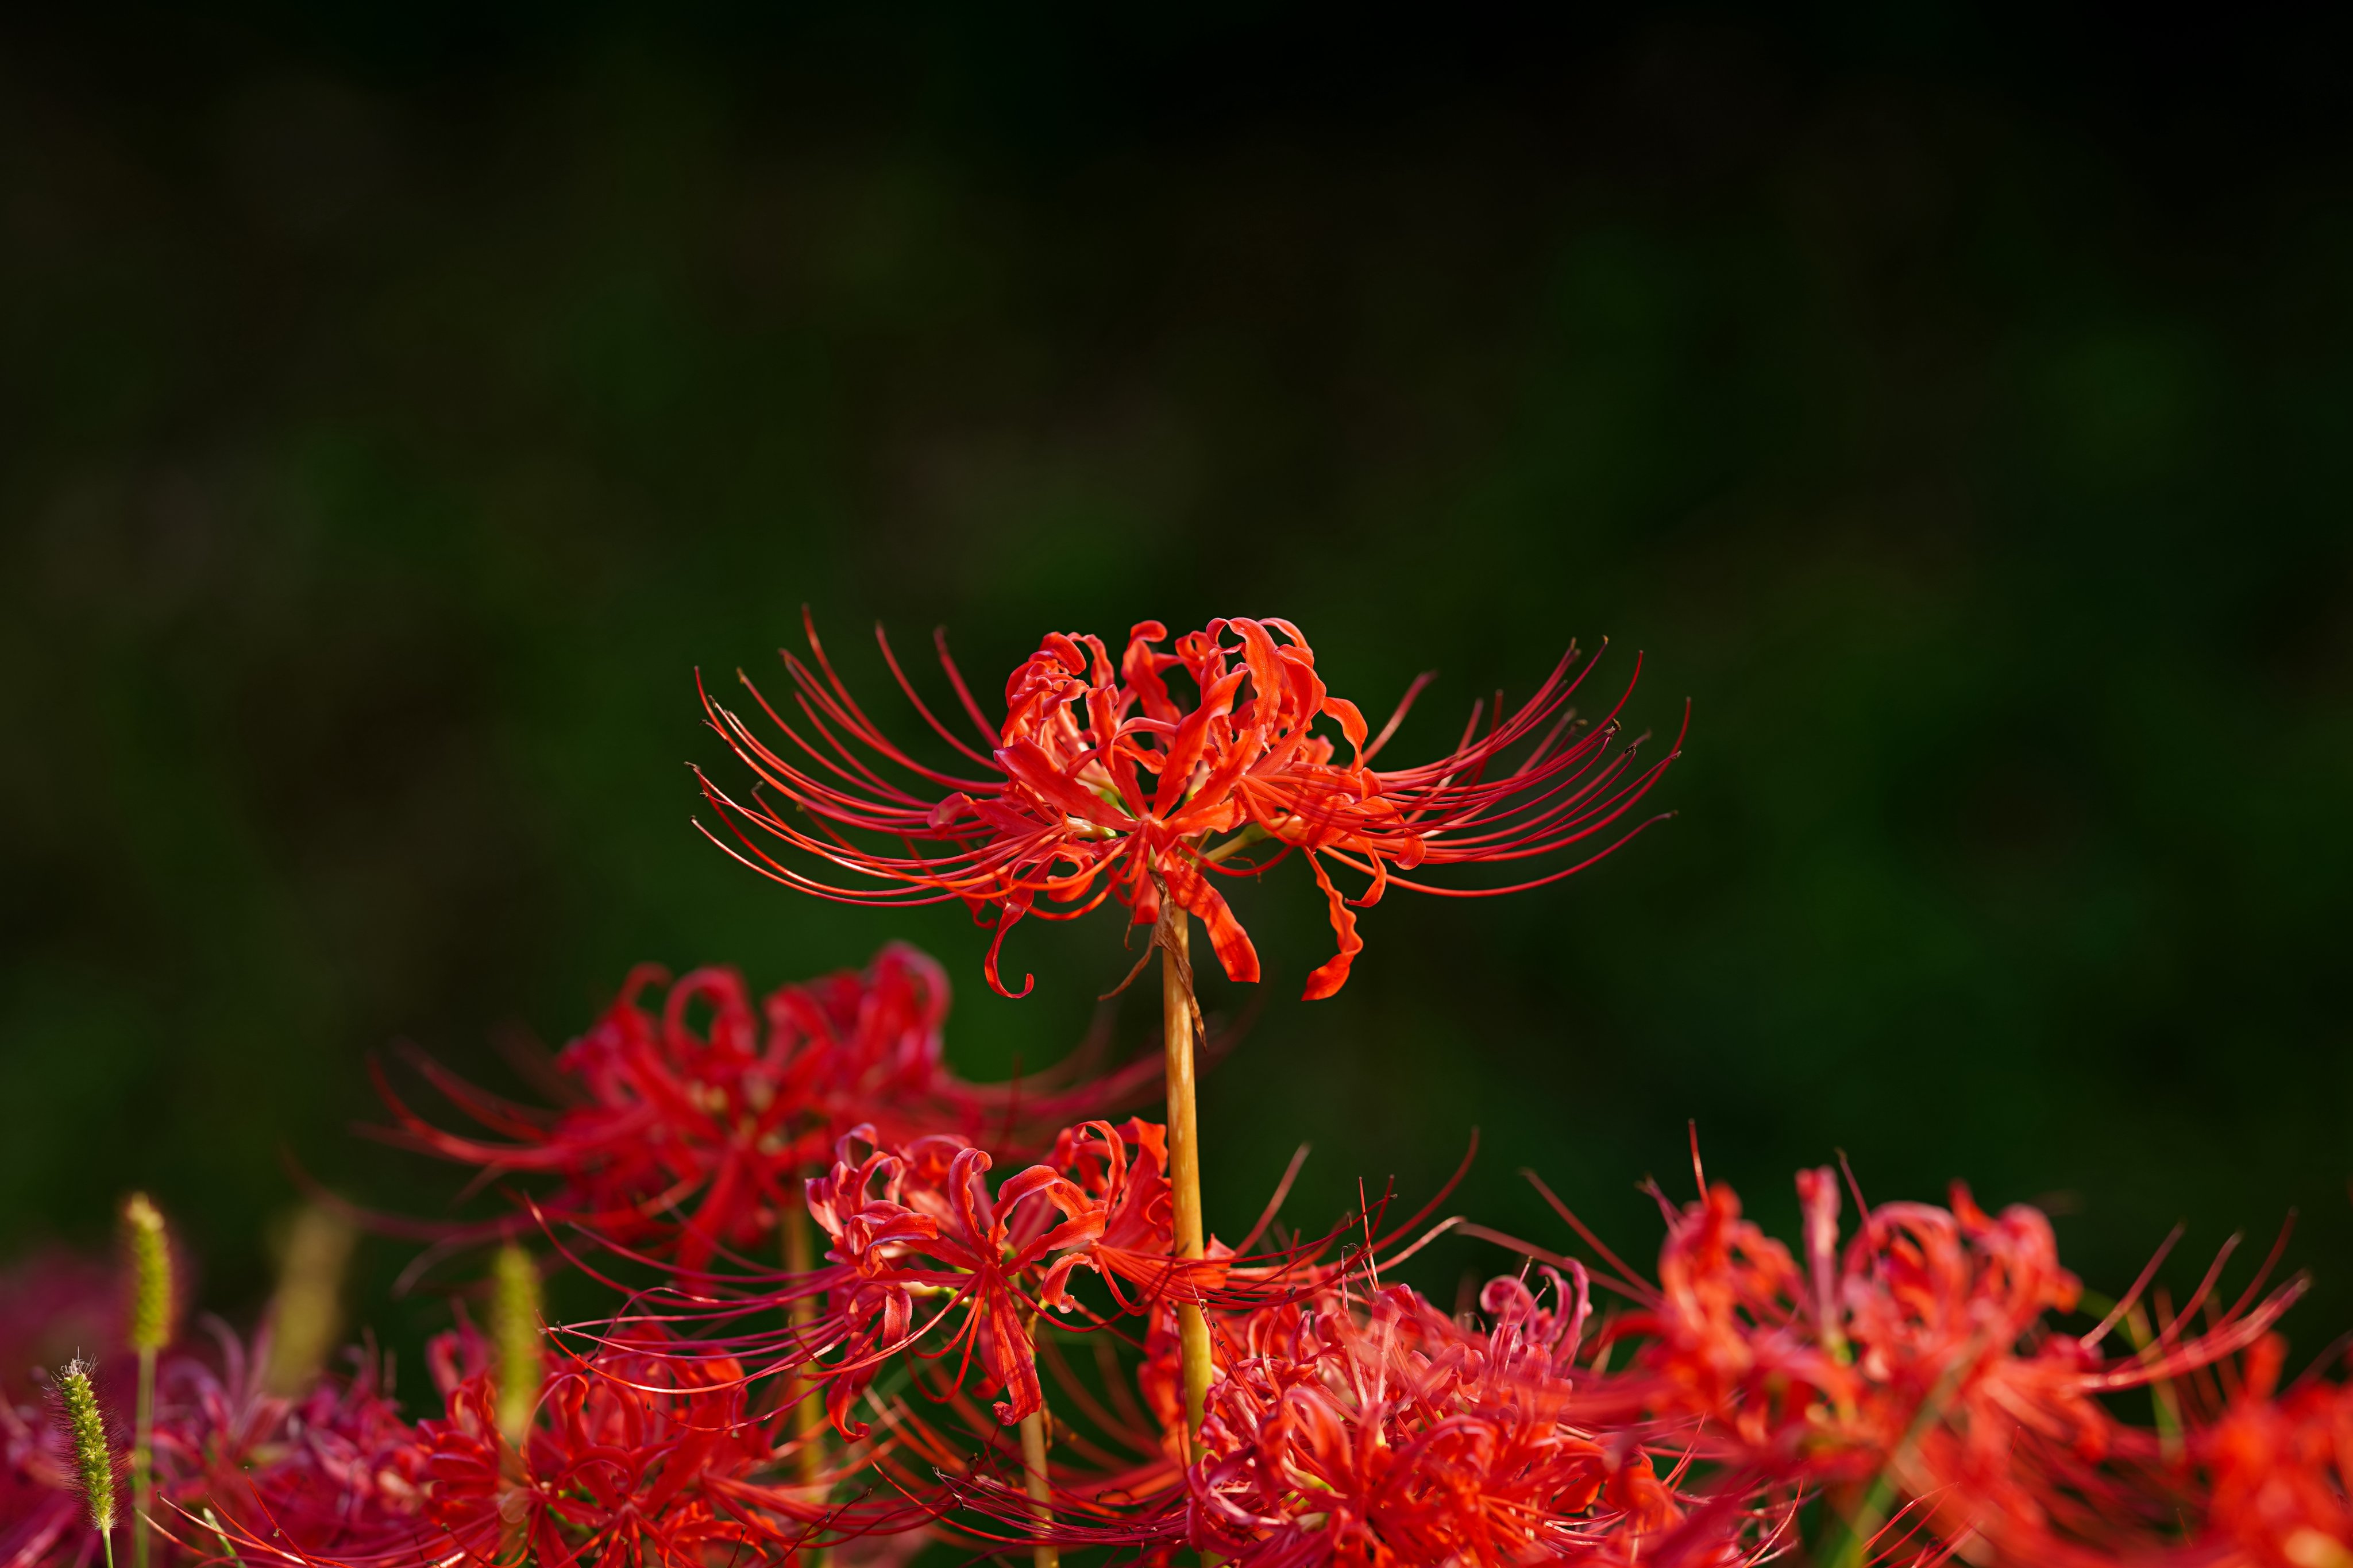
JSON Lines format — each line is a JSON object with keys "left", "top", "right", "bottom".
{"left": 1819, "top": 1357, "right": 1968, "bottom": 1568}
{"left": 132, "top": 1349, "right": 155, "bottom": 1568}
{"left": 203, "top": 1508, "right": 244, "bottom": 1566}
{"left": 1199, "top": 822, "right": 1271, "bottom": 865}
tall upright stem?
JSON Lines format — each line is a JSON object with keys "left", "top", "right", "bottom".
{"left": 1160, "top": 907, "right": 1213, "bottom": 1447}
{"left": 782, "top": 1183, "right": 828, "bottom": 1568}
{"left": 132, "top": 1349, "right": 154, "bottom": 1568}
{"left": 1017, "top": 1401, "right": 1061, "bottom": 1568}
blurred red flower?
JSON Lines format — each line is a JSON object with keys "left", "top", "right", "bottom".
{"left": 2192, "top": 1336, "right": 2353, "bottom": 1568}
{"left": 2, "top": 1324, "right": 420, "bottom": 1568}
{"left": 375, "top": 945, "right": 1157, "bottom": 1273}
{"left": 1544, "top": 1158, "right": 2309, "bottom": 1567}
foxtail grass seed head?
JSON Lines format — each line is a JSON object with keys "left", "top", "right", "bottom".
{"left": 263, "top": 1204, "right": 357, "bottom": 1396}
{"left": 492, "top": 1242, "right": 543, "bottom": 1445}
{"left": 122, "top": 1194, "right": 172, "bottom": 1354}
{"left": 56, "top": 1358, "right": 117, "bottom": 1536}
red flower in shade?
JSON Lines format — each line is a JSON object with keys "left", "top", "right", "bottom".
{"left": 167, "top": 1334, "right": 425, "bottom": 1564}
{"left": 697, "top": 614, "right": 1681, "bottom": 999}
{"left": 373, "top": 945, "right": 1158, "bottom": 1273}
{"left": 2, "top": 1325, "right": 422, "bottom": 1568}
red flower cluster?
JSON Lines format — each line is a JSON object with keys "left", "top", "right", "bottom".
{"left": 699, "top": 615, "right": 1679, "bottom": 998}
{"left": 10, "top": 1100, "right": 2353, "bottom": 1568}
{"left": 335, "top": 929, "right": 2353, "bottom": 1568}
{"left": 1519, "top": 1165, "right": 2314, "bottom": 1568}
{"left": 929, "top": 1162, "right": 2326, "bottom": 1568}
{"left": 14, "top": 611, "right": 2350, "bottom": 1568}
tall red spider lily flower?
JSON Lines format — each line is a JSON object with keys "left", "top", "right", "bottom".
{"left": 697, "top": 613, "right": 1682, "bottom": 1002}
{"left": 373, "top": 945, "right": 1159, "bottom": 1275}
{"left": 698, "top": 612, "right": 1675, "bottom": 1453}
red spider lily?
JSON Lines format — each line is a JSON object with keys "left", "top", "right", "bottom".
{"left": 624, "top": 1117, "right": 1405, "bottom": 1462}
{"left": 697, "top": 614, "right": 1681, "bottom": 999}
{"left": 942, "top": 1268, "right": 1789, "bottom": 1568}
{"left": 399, "top": 1331, "right": 809, "bottom": 1568}
{"left": 2188, "top": 1335, "right": 2353, "bottom": 1568}
{"left": 2, "top": 1324, "right": 421, "bottom": 1568}
{"left": 788, "top": 1119, "right": 1205, "bottom": 1435}
{"left": 1505, "top": 1157, "right": 2312, "bottom": 1567}
{"left": 372, "top": 945, "right": 1159, "bottom": 1273}
{"left": 158, "top": 1328, "right": 422, "bottom": 1555}
{"left": 1176, "top": 1279, "right": 1791, "bottom": 1568}
{"left": 214, "top": 1325, "right": 884, "bottom": 1568}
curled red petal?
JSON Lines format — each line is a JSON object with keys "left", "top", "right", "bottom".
{"left": 1299, "top": 851, "right": 1363, "bottom": 1001}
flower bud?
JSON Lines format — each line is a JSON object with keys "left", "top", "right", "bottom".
{"left": 492, "top": 1242, "right": 542, "bottom": 1445}
{"left": 56, "top": 1358, "right": 117, "bottom": 1536}
{"left": 122, "top": 1195, "right": 172, "bottom": 1355}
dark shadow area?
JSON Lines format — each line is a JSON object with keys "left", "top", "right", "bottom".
{"left": 5, "top": 2, "right": 2351, "bottom": 1372}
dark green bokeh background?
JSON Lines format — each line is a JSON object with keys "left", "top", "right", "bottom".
{"left": 5, "top": 7, "right": 2351, "bottom": 1365}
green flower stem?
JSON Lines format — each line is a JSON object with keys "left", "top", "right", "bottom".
{"left": 132, "top": 1349, "right": 154, "bottom": 1568}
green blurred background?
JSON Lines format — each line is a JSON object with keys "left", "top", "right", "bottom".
{"left": 5, "top": 5, "right": 2351, "bottom": 1366}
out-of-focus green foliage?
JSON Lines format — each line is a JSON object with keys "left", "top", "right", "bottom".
{"left": 3, "top": 6, "right": 2350, "bottom": 1364}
